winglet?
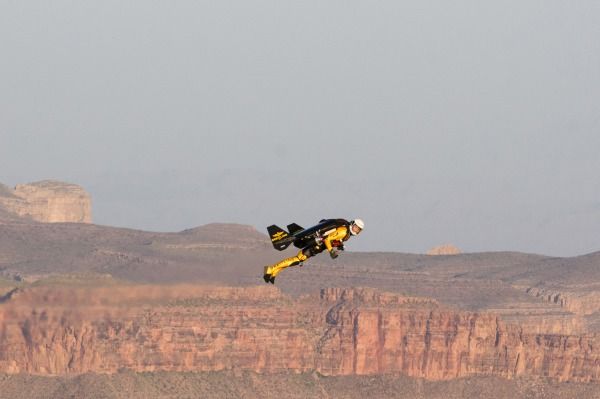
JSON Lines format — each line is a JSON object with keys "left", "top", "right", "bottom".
{"left": 287, "top": 223, "right": 304, "bottom": 235}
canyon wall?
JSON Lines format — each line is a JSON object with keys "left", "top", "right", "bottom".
{"left": 525, "top": 286, "right": 600, "bottom": 316}
{"left": 0, "top": 180, "right": 91, "bottom": 223}
{"left": 0, "top": 285, "right": 599, "bottom": 382}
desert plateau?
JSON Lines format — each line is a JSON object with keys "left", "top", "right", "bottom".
{"left": 0, "top": 181, "right": 599, "bottom": 398}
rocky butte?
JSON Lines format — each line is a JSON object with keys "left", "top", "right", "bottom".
{"left": 0, "top": 180, "right": 91, "bottom": 223}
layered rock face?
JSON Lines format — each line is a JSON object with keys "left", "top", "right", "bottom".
{"left": 1, "top": 285, "right": 599, "bottom": 382}
{"left": 317, "top": 288, "right": 600, "bottom": 381}
{"left": 0, "top": 180, "right": 91, "bottom": 223}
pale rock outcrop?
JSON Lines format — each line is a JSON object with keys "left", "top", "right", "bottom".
{"left": 0, "top": 180, "right": 91, "bottom": 223}
{"left": 427, "top": 244, "right": 461, "bottom": 255}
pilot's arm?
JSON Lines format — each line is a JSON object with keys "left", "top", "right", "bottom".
{"left": 323, "top": 226, "right": 348, "bottom": 259}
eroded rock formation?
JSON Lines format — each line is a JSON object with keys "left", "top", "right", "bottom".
{"left": 0, "top": 180, "right": 91, "bottom": 223}
{"left": 427, "top": 244, "right": 461, "bottom": 255}
{"left": 0, "top": 285, "right": 599, "bottom": 382}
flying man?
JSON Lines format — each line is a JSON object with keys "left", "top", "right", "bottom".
{"left": 263, "top": 218, "right": 364, "bottom": 284}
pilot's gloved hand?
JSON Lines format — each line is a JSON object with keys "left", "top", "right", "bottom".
{"left": 338, "top": 245, "right": 345, "bottom": 251}
{"left": 329, "top": 249, "right": 339, "bottom": 259}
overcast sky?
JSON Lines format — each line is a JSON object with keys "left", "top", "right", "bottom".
{"left": 1, "top": 1, "right": 599, "bottom": 256}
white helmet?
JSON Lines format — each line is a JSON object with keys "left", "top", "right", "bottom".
{"left": 350, "top": 218, "right": 364, "bottom": 235}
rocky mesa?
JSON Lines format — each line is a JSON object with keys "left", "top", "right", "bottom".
{"left": 0, "top": 180, "right": 91, "bottom": 223}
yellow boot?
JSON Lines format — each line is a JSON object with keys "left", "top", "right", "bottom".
{"left": 263, "top": 251, "right": 308, "bottom": 284}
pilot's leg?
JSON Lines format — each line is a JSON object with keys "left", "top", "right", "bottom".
{"left": 263, "top": 245, "right": 326, "bottom": 283}
{"left": 263, "top": 249, "right": 309, "bottom": 283}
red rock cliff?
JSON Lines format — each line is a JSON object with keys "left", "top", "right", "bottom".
{"left": 0, "top": 285, "right": 599, "bottom": 382}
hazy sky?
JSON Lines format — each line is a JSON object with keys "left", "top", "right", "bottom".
{"left": 1, "top": 1, "right": 599, "bottom": 256}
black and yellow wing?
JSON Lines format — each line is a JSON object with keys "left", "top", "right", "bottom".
{"left": 267, "top": 225, "right": 295, "bottom": 251}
